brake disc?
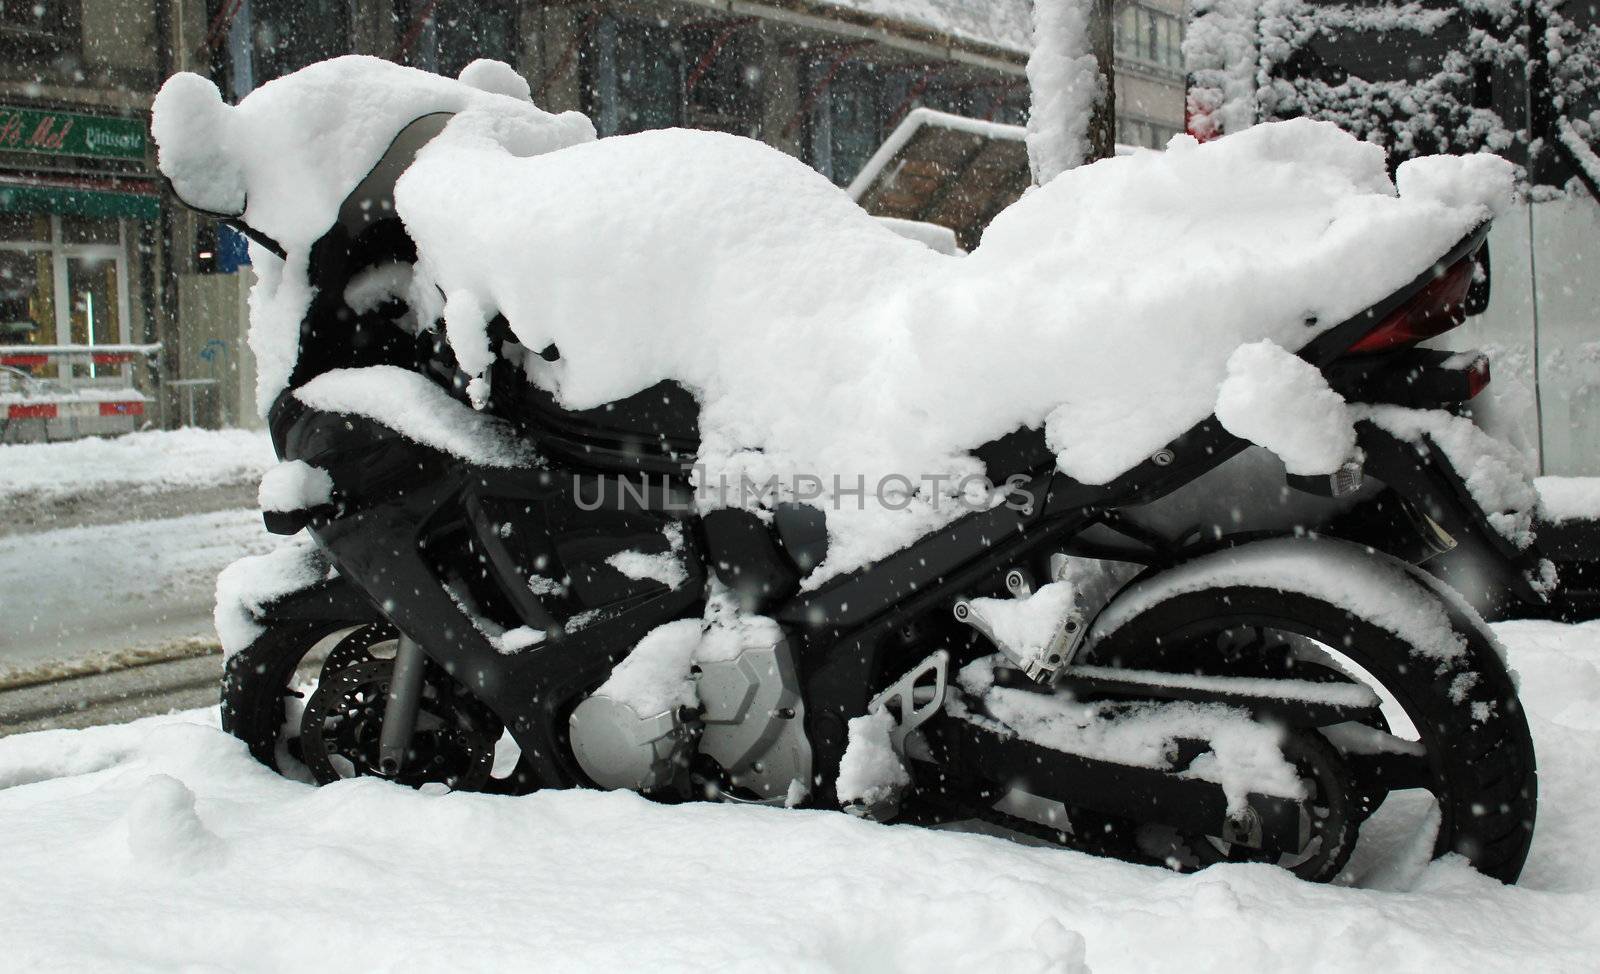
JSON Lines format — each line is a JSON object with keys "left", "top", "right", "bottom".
{"left": 299, "top": 642, "right": 498, "bottom": 790}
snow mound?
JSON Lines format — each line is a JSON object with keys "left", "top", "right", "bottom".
{"left": 294, "top": 365, "right": 537, "bottom": 468}
{"left": 0, "top": 428, "right": 274, "bottom": 504}
{"left": 152, "top": 56, "right": 593, "bottom": 412}
{"left": 213, "top": 534, "right": 332, "bottom": 656}
{"left": 113, "top": 773, "right": 226, "bottom": 873}
{"left": 257, "top": 459, "right": 332, "bottom": 512}
{"left": 1215, "top": 340, "right": 1355, "bottom": 476}
{"left": 154, "top": 57, "right": 1514, "bottom": 582}
{"left": 1536, "top": 476, "right": 1600, "bottom": 524}
{"left": 1, "top": 623, "right": 1597, "bottom": 969}
{"left": 397, "top": 111, "right": 1508, "bottom": 581}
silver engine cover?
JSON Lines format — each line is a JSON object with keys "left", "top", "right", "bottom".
{"left": 568, "top": 694, "right": 693, "bottom": 792}
{"left": 566, "top": 632, "right": 812, "bottom": 803}
{"left": 694, "top": 636, "right": 811, "bottom": 804}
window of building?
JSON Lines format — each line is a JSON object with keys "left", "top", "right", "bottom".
{"left": 1117, "top": 115, "right": 1182, "bottom": 149}
{"left": 224, "top": 0, "right": 351, "bottom": 97}
{"left": 0, "top": 211, "right": 130, "bottom": 375}
{"left": 807, "top": 60, "right": 887, "bottom": 187}
{"left": 0, "top": 0, "right": 80, "bottom": 66}
{"left": 925, "top": 82, "right": 1029, "bottom": 126}
{"left": 682, "top": 24, "right": 761, "bottom": 136}
{"left": 586, "top": 17, "right": 683, "bottom": 137}
{"left": 400, "top": 0, "right": 519, "bottom": 78}
{"left": 1116, "top": 3, "right": 1184, "bottom": 74}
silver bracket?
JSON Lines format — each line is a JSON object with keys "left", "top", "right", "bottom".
{"left": 869, "top": 649, "right": 950, "bottom": 758}
{"left": 952, "top": 597, "right": 1080, "bottom": 684}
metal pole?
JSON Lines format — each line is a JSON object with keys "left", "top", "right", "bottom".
{"left": 378, "top": 634, "right": 428, "bottom": 777}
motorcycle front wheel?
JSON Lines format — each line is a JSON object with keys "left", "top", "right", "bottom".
{"left": 221, "top": 621, "right": 504, "bottom": 791}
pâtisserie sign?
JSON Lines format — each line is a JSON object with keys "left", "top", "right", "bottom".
{"left": 0, "top": 106, "right": 146, "bottom": 160}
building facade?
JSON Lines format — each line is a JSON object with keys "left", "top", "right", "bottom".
{"left": 0, "top": 1, "right": 1187, "bottom": 434}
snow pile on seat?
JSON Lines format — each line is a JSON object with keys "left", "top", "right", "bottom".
{"left": 1215, "top": 340, "right": 1356, "bottom": 476}
{"left": 152, "top": 56, "right": 593, "bottom": 253}
{"left": 396, "top": 109, "right": 1511, "bottom": 581}
{"left": 154, "top": 57, "right": 1516, "bottom": 582}
{"left": 152, "top": 57, "right": 594, "bottom": 412}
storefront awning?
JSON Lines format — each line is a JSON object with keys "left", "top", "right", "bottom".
{"left": 0, "top": 179, "right": 160, "bottom": 220}
{"left": 847, "top": 108, "right": 1032, "bottom": 251}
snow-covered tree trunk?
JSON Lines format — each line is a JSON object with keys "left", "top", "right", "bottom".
{"left": 1026, "top": 0, "right": 1115, "bottom": 184}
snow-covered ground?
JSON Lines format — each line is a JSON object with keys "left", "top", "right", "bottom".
{"left": 1, "top": 620, "right": 1596, "bottom": 971}
{"left": 0, "top": 428, "right": 273, "bottom": 507}
{"left": 0, "top": 428, "right": 277, "bottom": 679}
{"left": 0, "top": 509, "right": 277, "bottom": 679}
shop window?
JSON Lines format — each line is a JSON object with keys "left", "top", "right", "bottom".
{"left": 0, "top": 250, "right": 52, "bottom": 345}
{"left": 252, "top": 0, "right": 349, "bottom": 83}
{"left": 62, "top": 214, "right": 119, "bottom": 245}
{"left": 0, "top": 213, "right": 129, "bottom": 375}
{"left": 615, "top": 20, "right": 683, "bottom": 134}
{"left": 1116, "top": 116, "right": 1181, "bottom": 149}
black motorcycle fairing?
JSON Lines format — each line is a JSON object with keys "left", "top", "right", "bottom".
{"left": 270, "top": 397, "right": 705, "bottom": 790}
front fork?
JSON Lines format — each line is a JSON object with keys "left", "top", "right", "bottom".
{"left": 378, "top": 634, "right": 429, "bottom": 777}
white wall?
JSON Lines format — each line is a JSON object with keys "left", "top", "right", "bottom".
{"left": 1446, "top": 190, "right": 1600, "bottom": 476}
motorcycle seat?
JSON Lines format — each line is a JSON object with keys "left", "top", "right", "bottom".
{"left": 514, "top": 372, "right": 1054, "bottom": 484}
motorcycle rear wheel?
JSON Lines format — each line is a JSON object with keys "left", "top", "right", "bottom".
{"left": 1078, "top": 572, "right": 1537, "bottom": 883}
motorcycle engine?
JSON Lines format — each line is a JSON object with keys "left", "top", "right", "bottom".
{"left": 567, "top": 633, "right": 812, "bottom": 803}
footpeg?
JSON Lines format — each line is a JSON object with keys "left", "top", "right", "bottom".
{"left": 954, "top": 556, "right": 1139, "bottom": 683}
{"left": 839, "top": 650, "right": 949, "bottom": 821}
{"left": 870, "top": 649, "right": 949, "bottom": 758}
{"left": 953, "top": 594, "right": 1080, "bottom": 683}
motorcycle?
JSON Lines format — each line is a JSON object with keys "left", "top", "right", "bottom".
{"left": 162, "top": 63, "right": 1539, "bottom": 884}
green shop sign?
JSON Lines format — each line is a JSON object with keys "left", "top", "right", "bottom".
{"left": 0, "top": 106, "right": 146, "bottom": 160}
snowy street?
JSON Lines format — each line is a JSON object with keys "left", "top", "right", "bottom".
{"left": 1, "top": 619, "right": 1597, "bottom": 971}
{"left": 0, "top": 430, "right": 276, "bottom": 688}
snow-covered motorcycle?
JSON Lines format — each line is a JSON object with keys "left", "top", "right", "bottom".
{"left": 156, "top": 57, "right": 1539, "bottom": 883}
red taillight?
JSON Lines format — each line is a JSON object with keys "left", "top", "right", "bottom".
{"left": 1347, "top": 259, "right": 1476, "bottom": 354}
{"left": 1465, "top": 354, "right": 1491, "bottom": 399}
